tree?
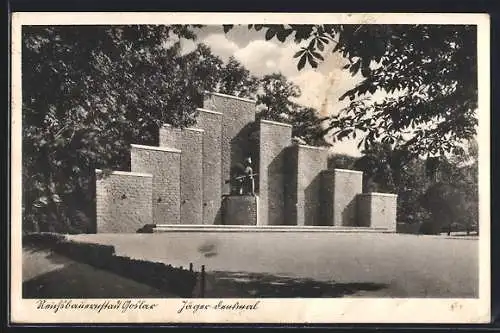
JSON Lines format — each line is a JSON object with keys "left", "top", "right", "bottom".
{"left": 218, "top": 56, "right": 260, "bottom": 98}
{"left": 350, "top": 142, "right": 431, "bottom": 226}
{"left": 256, "top": 73, "right": 329, "bottom": 146}
{"left": 23, "top": 25, "right": 311, "bottom": 233}
{"left": 224, "top": 24, "right": 477, "bottom": 158}
{"left": 419, "top": 139, "right": 479, "bottom": 234}
{"left": 327, "top": 153, "right": 357, "bottom": 170}
{"left": 354, "top": 143, "right": 396, "bottom": 193}
{"left": 257, "top": 73, "right": 301, "bottom": 121}
{"left": 23, "top": 25, "right": 261, "bottom": 233}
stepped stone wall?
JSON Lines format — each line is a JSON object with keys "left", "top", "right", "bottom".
{"left": 179, "top": 128, "right": 204, "bottom": 225}
{"left": 203, "top": 92, "right": 256, "bottom": 195}
{"left": 287, "top": 145, "right": 329, "bottom": 226}
{"left": 195, "top": 108, "right": 223, "bottom": 225}
{"left": 95, "top": 91, "right": 398, "bottom": 233}
{"left": 258, "top": 120, "right": 292, "bottom": 225}
{"left": 357, "top": 193, "right": 398, "bottom": 231}
{"left": 159, "top": 124, "right": 182, "bottom": 148}
{"left": 159, "top": 126, "right": 204, "bottom": 225}
{"left": 322, "top": 169, "right": 363, "bottom": 226}
{"left": 130, "top": 144, "right": 181, "bottom": 225}
{"left": 95, "top": 170, "right": 153, "bottom": 233}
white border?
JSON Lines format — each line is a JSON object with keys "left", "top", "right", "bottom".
{"left": 10, "top": 12, "right": 491, "bottom": 324}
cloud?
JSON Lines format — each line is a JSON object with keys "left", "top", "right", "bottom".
{"left": 198, "top": 35, "right": 299, "bottom": 78}
{"left": 198, "top": 31, "right": 364, "bottom": 156}
{"left": 233, "top": 40, "right": 282, "bottom": 76}
{"left": 179, "top": 39, "right": 197, "bottom": 56}
{"left": 200, "top": 33, "right": 239, "bottom": 61}
{"left": 290, "top": 71, "right": 327, "bottom": 109}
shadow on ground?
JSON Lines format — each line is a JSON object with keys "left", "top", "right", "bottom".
{"left": 205, "top": 271, "right": 389, "bottom": 298}
{"left": 23, "top": 247, "right": 176, "bottom": 298}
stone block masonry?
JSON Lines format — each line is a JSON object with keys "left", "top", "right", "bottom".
{"left": 258, "top": 120, "right": 292, "bottom": 225}
{"left": 203, "top": 91, "right": 256, "bottom": 195}
{"left": 195, "top": 108, "right": 223, "bottom": 225}
{"left": 357, "top": 193, "right": 398, "bottom": 231}
{"left": 222, "top": 195, "right": 258, "bottom": 225}
{"left": 159, "top": 124, "right": 182, "bottom": 148}
{"left": 94, "top": 91, "right": 399, "bottom": 233}
{"left": 287, "top": 144, "right": 329, "bottom": 226}
{"left": 95, "top": 170, "right": 153, "bottom": 233}
{"left": 322, "top": 169, "right": 363, "bottom": 226}
{"left": 159, "top": 126, "right": 204, "bottom": 225}
{"left": 130, "top": 144, "right": 181, "bottom": 225}
{"left": 179, "top": 128, "right": 204, "bottom": 225}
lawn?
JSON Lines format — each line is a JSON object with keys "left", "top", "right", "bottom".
{"left": 65, "top": 232, "right": 478, "bottom": 298}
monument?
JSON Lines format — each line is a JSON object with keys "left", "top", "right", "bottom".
{"left": 95, "top": 91, "right": 398, "bottom": 232}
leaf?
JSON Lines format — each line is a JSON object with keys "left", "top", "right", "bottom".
{"left": 337, "top": 129, "right": 353, "bottom": 140}
{"left": 298, "top": 55, "right": 307, "bottom": 71}
{"left": 350, "top": 60, "right": 361, "bottom": 75}
{"left": 317, "top": 40, "right": 324, "bottom": 51}
{"left": 311, "top": 51, "right": 324, "bottom": 61}
{"left": 293, "top": 50, "right": 305, "bottom": 58}
{"left": 222, "top": 25, "right": 234, "bottom": 33}
{"left": 276, "top": 29, "right": 293, "bottom": 42}
{"left": 357, "top": 137, "right": 365, "bottom": 149}
{"left": 265, "top": 28, "right": 276, "bottom": 41}
{"left": 319, "top": 36, "right": 330, "bottom": 44}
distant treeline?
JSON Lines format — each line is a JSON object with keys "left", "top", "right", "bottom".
{"left": 328, "top": 141, "right": 478, "bottom": 235}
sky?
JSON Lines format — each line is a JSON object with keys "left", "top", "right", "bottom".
{"left": 177, "top": 25, "right": 364, "bottom": 157}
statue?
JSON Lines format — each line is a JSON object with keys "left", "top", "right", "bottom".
{"left": 242, "top": 157, "right": 256, "bottom": 196}
{"left": 227, "top": 156, "right": 256, "bottom": 196}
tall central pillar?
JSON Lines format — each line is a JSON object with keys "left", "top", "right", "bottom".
{"left": 203, "top": 91, "right": 256, "bottom": 195}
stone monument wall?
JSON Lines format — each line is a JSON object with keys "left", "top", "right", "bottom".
{"left": 258, "top": 119, "right": 292, "bottom": 225}
{"left": 195, "top": 108, "right": 223, "bottom": 225}
{"left": 322, "top": 169, "right": 363, "bottom": 226}
{"left": 357, "top": 193, "right": 398, "bottom": 231}
{"left": 159, "top": 124, "right": 182, "bottom": 148}
{"left": 287, "top": 144, "right": 329, "bottom": 226}
{"left": 130, "top": 144, "right": 181, "bottom": 225}
{"left": 203, "top": 92, "right": 256, "bottom": 195}
{"left": 179, "top": 128, "right": 204, "bottom": 225}
{"left": 158, "top": 126, "right": 204, "bottom": 225}
{"left": 95, "top": 169, "right": 153, "bottom": 233}
{"left": 222, "top": 196, "right": 258, "bottom": 225}
{"left": 94, "top": 91, "right": 399, "bottom": 232}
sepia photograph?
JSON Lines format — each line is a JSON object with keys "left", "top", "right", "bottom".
{"left": 10, "top": 13, "right": 490, "bottom": 324}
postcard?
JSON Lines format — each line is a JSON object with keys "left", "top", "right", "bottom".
{"left": 10, "top": 12, "right": 491, "bottom": 324}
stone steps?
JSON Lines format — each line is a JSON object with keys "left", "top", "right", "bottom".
{"left": 150, "top": 224, "right": 394, "bottom": 233}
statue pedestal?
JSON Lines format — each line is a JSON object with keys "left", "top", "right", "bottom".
{"left": 222, "top": 195, "right": 258, "bottom": 225}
